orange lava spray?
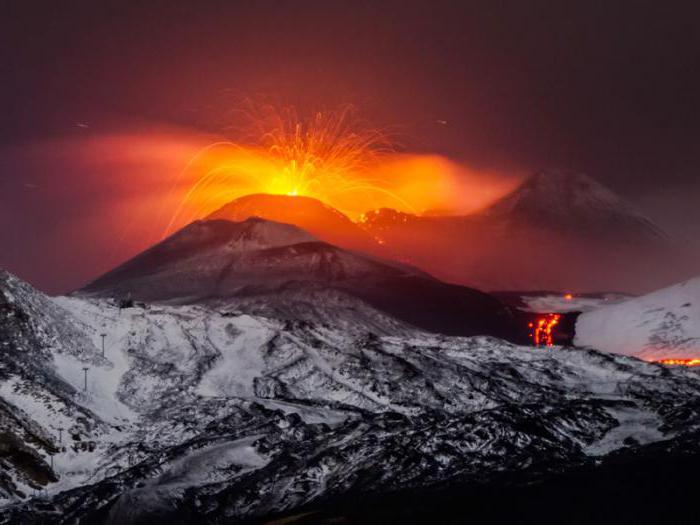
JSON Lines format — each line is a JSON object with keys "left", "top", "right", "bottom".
{"left": 163, "top": 103, "right": 417, "bottom": 236}
{"left": 530, "top": 314, "right": 562, "bottom": 347}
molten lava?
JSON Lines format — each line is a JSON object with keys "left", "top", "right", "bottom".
{"left": 164, "top": 104, "right": 412, "bottom": 236}
{"left": 529, "top": 314, "right": 561, "bottom": 347}
{"left": 655, "top": 358, "right": 700, "bottom": 367}
{"left": 163, "top": 103, "right": 521, "bottom": 237}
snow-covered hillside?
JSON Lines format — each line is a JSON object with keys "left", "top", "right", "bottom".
{"left": 576, "top": 277, "right": 700, "bottom": 360}
{"left": 3, "top": 269, "right": 700, "bottom": 524}
{"left": 80, "top": 217, "right": 421, "bottom": 302}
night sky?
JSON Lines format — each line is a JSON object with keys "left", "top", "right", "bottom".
{"left": 2, "top": 0, "right": 699, "bottom": 293}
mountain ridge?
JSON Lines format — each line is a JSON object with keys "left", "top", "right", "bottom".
{"left": 360, "top": 169, "right": 696, "bottom": 293}
{"left": 479, "top": 169, "right": 668, "bottom": 240}
{"left": 4, "top": 269, "right": 700, "bottom": 523}
{"left": 78, "top": 218, "right": 523, "bottom": 342}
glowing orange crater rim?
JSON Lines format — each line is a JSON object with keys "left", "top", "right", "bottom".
{"left": 164, "top": 104, "right": 416, "bottom": 236}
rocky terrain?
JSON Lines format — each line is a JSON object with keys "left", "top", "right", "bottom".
{"left": 3, "top": 268, "right": 700, "bottom": 524}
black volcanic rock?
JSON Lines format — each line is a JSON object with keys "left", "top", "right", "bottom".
{"left": 5, "top": 269, "right": 700, "bottom": 524}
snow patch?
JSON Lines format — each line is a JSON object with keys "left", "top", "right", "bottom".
{"left": 585, "top": 404, "right": 664, "bottom": 456}
{"left": 576, "top": 277, "right": 700, "bottom": 358}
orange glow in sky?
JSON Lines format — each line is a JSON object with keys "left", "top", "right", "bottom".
{"left": 5, "top": 113, "right": 521, "bottom": 293}
{"left": 163, "top": 105, "right": 521, "bottom": 235}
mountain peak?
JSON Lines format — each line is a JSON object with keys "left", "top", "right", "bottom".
{"left": 78, "top": 216, "right": 414, "bottom": 302}
{"left": 177, "top": 216, "right": 318, "bottom": 252}
{"left": 208, "top": 193, "right": 349, "bottom": 221}
{"left": 490, "top": 169, "right": 626, "bottom": 213}
{"left": 482, "top": 169, "right": 667, "bottom": 240}
{"left": 206, "top": 193, "right": 378, "bottom": 252}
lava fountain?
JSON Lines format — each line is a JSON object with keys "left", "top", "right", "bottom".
{"left": 164, "top": 104, "right": 418, "bottom": 236}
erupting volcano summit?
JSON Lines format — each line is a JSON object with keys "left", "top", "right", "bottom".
{"left": 4, "top": 3, "right": 700, "bottom": 522}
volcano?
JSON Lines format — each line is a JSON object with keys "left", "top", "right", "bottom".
{"left": 361, "top": 170, "right": 697, "bottom": 293}
{"left": 206, "top": 193, "right": 379, "bottom": 253}
{"left": 80, "top": 217, "right": 417, "bottom": 300}
{"left": 80, "top": 217, "right": 523, "bottom": 340}
{"left": 480, "top": 170, "right": 667, "bottom": 241}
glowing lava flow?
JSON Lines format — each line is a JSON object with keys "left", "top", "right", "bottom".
{"left": 655, "top": 358, "right": 700, "bottom": 367}
{"left": 529, "top": 314, "right": 562, "bottom": 347}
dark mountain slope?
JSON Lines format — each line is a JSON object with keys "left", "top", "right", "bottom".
{"left": 361, "top": 170, "right": 696, "bottom": 293}
{"left": 79, "top": 218, "right": 523, "bottom": 341}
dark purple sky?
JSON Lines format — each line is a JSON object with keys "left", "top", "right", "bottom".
{"left": 2, "top": 0, "right": 699, "bottom": 293}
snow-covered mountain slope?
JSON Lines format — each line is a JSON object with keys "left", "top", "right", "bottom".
{"left": 81, "top": 218, "right": 350, "bottom": 299}
{"left": 575, "top": 277, "right": 700, "bottom": 360}
{"left": 3, "top": 270, "right": 700, "bottom": 524}
{"left": 0, "top": 271, "right": 125, "bottom": 502}
{"left": 78, "top": 217, "right": 523, "bottom": 342}
{"left": 360, "top": 170, "right": 698, "bottom": 293}
{"left": 80, "top": 217, "right": 425, "bottom": 302}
